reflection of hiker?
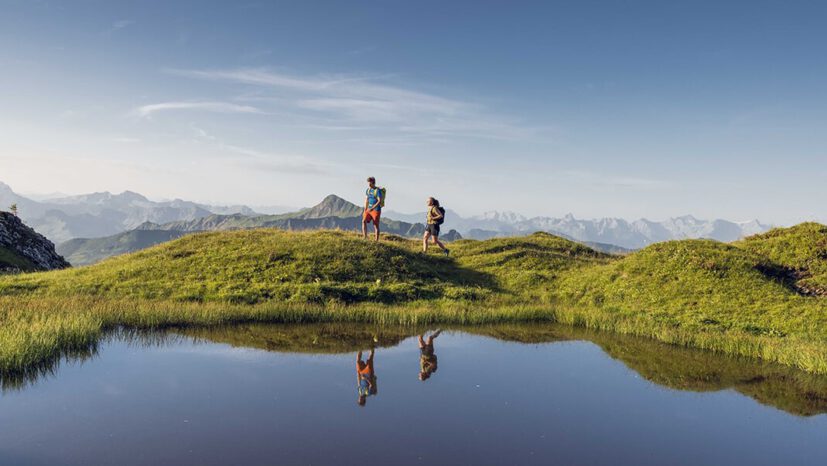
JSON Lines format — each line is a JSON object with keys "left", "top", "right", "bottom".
{"left": 362, "top": 177, "right": 384, "bottom": 241}
{"left": 419, "top": 330, "right": 442, "bottom": 381}
{"left": 423, "top": 197, "right": 449, "bottom": 256}
{"left": 357, "top": 347, "right": 378, "bottom": 406}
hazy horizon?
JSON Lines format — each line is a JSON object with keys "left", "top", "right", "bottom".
{"left": 2, "top": 1, "right": 825, "bottom": 225}
{"left": 4, "top": 180, "right": 775, "bottom": 225}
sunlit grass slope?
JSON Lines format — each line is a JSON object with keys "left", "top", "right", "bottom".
{"left": 555, "top": 239, "right": 825, "bottom": 330}
{"left": 451, "top": 232, "right": 612, "bottom": 298}
{"left": 736, "top": 222, "right": 827, "bottom": 296}
{"left": 0, "top": 230, "right": 495, "bottom": 304}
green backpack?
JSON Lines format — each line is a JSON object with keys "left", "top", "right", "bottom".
{"left": 377, "top": 187, "right": 387, "bottom": 207}
{"left": 367, "top": 187, "right": 387, "bottom": 208}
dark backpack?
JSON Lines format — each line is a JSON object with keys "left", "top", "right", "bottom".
{"left": 435, "top": 207, "right": 446, "bottom": 225}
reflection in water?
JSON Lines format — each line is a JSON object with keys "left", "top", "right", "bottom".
{"left": 0, "top": 344, "right": 99, "bottom": 391}
{"left": 419, "top": 330, "right": 442, "bottom": 381}
{"left": 357, "top": 347, "right": 378, "bottom": 406}
{"left": 3, "top": 322, "right": 827, "bottom": 416}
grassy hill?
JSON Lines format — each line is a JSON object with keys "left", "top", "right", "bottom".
{"left": 1, "top": 224, "right": 826, "bottom": 376}
{"left": 6, "top": 230, "right": 490, "bottom": 304}
{"left": 453, "top": 232, "right": 612, "bottom": 297}
{"left": 58, "top": 230, "right": 191, "bottom": 266}
{"left": 736, "top": 222, "right": 827, "bottom": 296}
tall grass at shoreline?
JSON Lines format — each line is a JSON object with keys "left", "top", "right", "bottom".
{"left": 1, "top": 224, "right": 826, "bottom": 377}
{"left": 2, "top": 296, "right": 825, "bottom": 378}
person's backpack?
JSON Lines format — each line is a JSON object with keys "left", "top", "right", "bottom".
{"left": 367, "top": 187, "right": 387, "bottom": 208}
{"left": 435, "top": 206, "right": 446, "bottom": 225}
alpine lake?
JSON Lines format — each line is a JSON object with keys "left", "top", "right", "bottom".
{"left": 2, "top": 322, "right": 826, "bottom": 465}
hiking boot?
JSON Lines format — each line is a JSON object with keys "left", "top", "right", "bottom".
{"left": 444, "top": 248, "right": 450, "bottom": 257}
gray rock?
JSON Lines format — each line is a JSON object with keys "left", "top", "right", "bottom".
{"left": 0, "top": 212, "right": 71, "bottom": 271}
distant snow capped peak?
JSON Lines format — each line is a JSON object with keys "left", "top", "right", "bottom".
{"left": 474, "top": 211, "right": 527, "bottom": 223}
{"left": 117, "top": 190, "right": 149, "bottom": 203}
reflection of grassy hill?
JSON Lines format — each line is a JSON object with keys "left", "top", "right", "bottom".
{"left": 177, "top": 323, "right": 413, "bottom": 354}
{"left": 466, "top": 323, "right": 827, "bottom": 417}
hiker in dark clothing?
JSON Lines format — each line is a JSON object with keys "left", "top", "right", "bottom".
{"left": 423, "top": 197, "right": 449, "bottom": 255}
{"left": 419, "top": 330, "right": 442, "bottom": 381}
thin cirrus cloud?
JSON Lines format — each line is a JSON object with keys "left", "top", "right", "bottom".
{"left": 132, "top": 101, "right": 263, "bottom": 118}
{"left": 166, "top": 68, "right": 537, "bottom": 140}
{"left": 103, "top": 20, "right": 135, "bottom": 35}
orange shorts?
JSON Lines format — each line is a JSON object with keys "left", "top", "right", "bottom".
{"left": 363, "top": 209, "right": 381, "bottom": 224}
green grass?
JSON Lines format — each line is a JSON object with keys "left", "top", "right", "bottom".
{"left": 736, "top": 222, "right": 827, "bottom": 296}
{"left": 2, "top": 230, "right": 492, "bottom": 304}
{"left": 0, "top": 225, "right": 825, "bottom": 377}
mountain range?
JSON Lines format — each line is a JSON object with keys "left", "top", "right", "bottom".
{"left": 0, "top": 181, "right": 252, "bottom": 244}
{"left": 1, "top": 181, "right": 772, "bottom": 264}
{"left": 387, "top": 209, "right": 770, "bottom": 249}
{"left": 57, "top": 195, "right": 463, "bottom": 265}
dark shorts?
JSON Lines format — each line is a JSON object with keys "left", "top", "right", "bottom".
{"left": 426, "top": 223, "right": 440, "bottom": 236}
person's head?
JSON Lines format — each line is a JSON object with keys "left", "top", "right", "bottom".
{"left": 358, "top": 395, "right": 366, "bottom": 406}
{"left": 367, "top": 176, "right": 376, "bottom": 188}
{"left": 427, "top": 197, "right": 440, "bottom": 207}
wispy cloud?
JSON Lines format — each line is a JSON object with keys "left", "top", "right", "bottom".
{"left": 189, "top": 124, "right": 326, "bottom": 175}
{"left": 104, "top": 20, "right": 134, "bottom": 35}
{"left": 132, "top": 101, "right": 263, "bottom": 118}
{"left": 166, "top": 68, "right": 536, "bottom": 141}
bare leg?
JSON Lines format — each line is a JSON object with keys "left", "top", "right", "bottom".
{"left": 374, "top": 221, "right": 380, "bottom": 241}
{"left": 431, "top": 234, "right": 447, "bottom": 251}
{"left": 423, "top": 231, "right": 431, "bottom": 252}
{"left": 362, "top": 219, "right": 368, "bottom": 239}
{"left": 427, "top": 329, "right": 442, "bottom": 345}
{"left": 418, "top": 335, "right": 426, "bottom": 348}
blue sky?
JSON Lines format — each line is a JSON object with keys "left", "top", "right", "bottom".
{"left": 1, "top": 0, "right": 825, "bottom": 223}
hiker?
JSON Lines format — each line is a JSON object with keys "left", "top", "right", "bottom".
{"left": 362, "top": 177, "right": 383, "bottom": 241}
{"left": 357, "top": 347, "right": 378, "bottom": 406}
{"left": 418, "top": 330, "right": 442, "bottom": 381}
{"left": 423, "top": 197, "right": 449, "bottom": 255}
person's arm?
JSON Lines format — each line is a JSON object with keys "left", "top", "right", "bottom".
{"left": 433, "top": 208, "right": 443, "bottom": 221}
{"left": 364, "top": 195, "right": 369, "bottom": 211}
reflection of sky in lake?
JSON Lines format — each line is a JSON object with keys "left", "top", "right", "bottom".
{"left": 1, "top": 330, "right": 825, "bottom": 465}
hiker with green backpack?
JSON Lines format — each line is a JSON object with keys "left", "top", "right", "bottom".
{"left": 362, "top": 177, "right": 385, "bottom": 241}
{"left": 424, "top": 197, "right": 449, "bottom": 256}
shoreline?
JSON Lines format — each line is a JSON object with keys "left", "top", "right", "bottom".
{"left": 2, "top": 297, "right": 825, "bottom": 378}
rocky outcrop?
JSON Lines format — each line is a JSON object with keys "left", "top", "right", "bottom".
{"left": 0, "top": 212, "right": 70, "bottom": 271}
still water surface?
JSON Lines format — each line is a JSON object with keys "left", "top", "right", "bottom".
{"left": 1, "top": 323, "right": 826, "bottom": 465}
